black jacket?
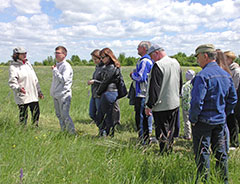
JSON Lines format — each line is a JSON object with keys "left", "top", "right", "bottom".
{"left": 96, "top": 63, "right": 120, "bottom": 96}
{"left": 91, "top": 62, "right": 104, "bottom": 98}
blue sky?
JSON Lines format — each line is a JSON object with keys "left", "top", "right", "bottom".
{"left": 0, "top": 0, "right": 240, "bottom": 63}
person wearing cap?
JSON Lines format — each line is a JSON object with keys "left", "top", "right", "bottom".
{"left": 190, "top": 44, "right": 237, "bottom": 183}
{"left": 51, "top": 46, "right": 75, "bottom": 134}
{"left": 145, "top": 44, "right": 181, "bottom": 153}
{"left": 130, "top": 41, "right": 154, "bottom": 144}
{"left": 181, "top": 69, "right": 195, "bottom": 140}
{"left": 224, "top": 51, "right": 240, "bottom": 149}
{"left": 8, "top": 47, "right": 44, "bottom": 126}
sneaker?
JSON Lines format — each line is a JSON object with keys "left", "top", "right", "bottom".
{"left": 229, "top": 147, "right": 236, "bottom": 151}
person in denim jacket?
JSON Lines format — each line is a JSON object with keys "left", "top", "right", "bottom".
{"left": 190, "top": 44, "right": 237, "bottom": 184}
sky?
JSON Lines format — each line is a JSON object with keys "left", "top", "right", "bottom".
{"left": 0, "top": 0, "right": 240, "bottom": 63}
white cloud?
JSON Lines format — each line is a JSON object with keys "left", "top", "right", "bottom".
{"left": 13, "top": 0, "right": 41, "bottom": 14}
{"left": 0, "top": 0, "right": 10, "bottom": 11}
{"left": 0, "top": 0, "right": 240, "bottom": 63}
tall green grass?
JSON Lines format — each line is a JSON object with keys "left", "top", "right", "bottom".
{"left": 0, "top": 66, "right": 239, "bottom": 184}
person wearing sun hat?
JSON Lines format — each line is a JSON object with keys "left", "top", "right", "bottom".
{"left": 8, "top": 47, "right": 44, "bottom": 126}
{"left": 190, "top": 44, "right": 237, "bottom": 183}
{"left": 224, "top": 50, "right": 240, "bottom": 149}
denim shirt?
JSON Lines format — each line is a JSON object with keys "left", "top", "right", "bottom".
{"left": 189, "top": 62, "right": 237, "bottom": 125}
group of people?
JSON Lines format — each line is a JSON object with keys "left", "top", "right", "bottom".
{"left": 8, "top": 43, "right": 240, "bottom": 184}
{"left": 9, "top": 46, "right": 75, "bottom": 134}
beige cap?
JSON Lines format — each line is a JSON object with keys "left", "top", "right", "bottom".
{"left": 195, "top": 44, "right": 215, "bottom": 56}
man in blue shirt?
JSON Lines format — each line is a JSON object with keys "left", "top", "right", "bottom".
{"left": 190, "top": 44, "right": 237, "bottom": 184}
{"left": 130, "top": 41, "right": 153, "bottom": 144}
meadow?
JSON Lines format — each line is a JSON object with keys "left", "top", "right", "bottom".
{"left": 0, "top": 66, "right": 239, "bottom": 184}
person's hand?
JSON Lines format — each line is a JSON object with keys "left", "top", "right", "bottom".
{"left": 87, "top": 80, "right": 94, "bottom": 85}
{"left": 19, "top": 87, "right": 26, "bottom": 94}
{"left": 51, "top": 65, "right": 56, "bottom": 70}
{"left": 145, "top": 107, "right": 152, "bottom": 116}
{"left": 129, "top": 72, "right": 133, "bottom": 79}
{"left": 39, "top": 93, "right": 44, "bottom": 99}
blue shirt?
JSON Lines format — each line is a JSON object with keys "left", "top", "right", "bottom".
{"left": 189, "top": 61, "right": 237, "bottom": 125}
{"left": 131, "top": 54, "right": 153, "bottom": 97}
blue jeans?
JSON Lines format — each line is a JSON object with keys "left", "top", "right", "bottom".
{"left": 96, "top": 91, "right": 118, "bottom": 135}
{"left": 54, "top": 96, "right": 75, "bottom": 134}
{"left": 192, "top": 122, "right": 228, "bottom": 183}
{"left": 89, "top": 97, "right": 100, "bottom": 122}
{"left": 135, "top": 97, "right": 152, "bottom": 141}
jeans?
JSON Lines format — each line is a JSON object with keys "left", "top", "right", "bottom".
{"left": 18, "top": 101, "right": 40, "bottom": 126}
{"left": 89, "top": 97, "right": 100, "bottom": 122}
{"left": 135, "top": 97, "right": 152, "bottom": 142}
{"left": 54, "top": 96, "right": 75, "bottom": 134}
{"left": 192, "top": 122, "right": 228, "bottom": 183}
{"left": 96, "top": 91, "right": 118, "bottom": 135}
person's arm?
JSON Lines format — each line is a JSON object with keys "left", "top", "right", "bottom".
{"left": 8, "top": 66, "right": 21, "bottom": 92}
{"left": 52, "top": 64, "right": 72, "bottom": 84}
{"left": 225, "top": 79, "right": 238, "bottom": 115}
{"left": 189, "top": 76, "right": 207, "bottom": 124}
{"left": 146, "top": 64, "right": 163, "bottom": 109}
{"left": 131, "top": 59, "right": 149, "bottom": 82}
{"left": 97, "top": 66, "right": 116, "bottom": 95}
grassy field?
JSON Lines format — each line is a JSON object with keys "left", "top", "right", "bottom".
{"left": 0, "top": 66, "right": 239, "bottom": 184}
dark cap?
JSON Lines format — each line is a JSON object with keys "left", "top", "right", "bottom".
{"left": 194, "top": 44, "right": 215, "bottom": 57}
{"left": 147, "top": 44, "right": 164, "bottom": 55}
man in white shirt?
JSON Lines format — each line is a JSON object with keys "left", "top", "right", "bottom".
{"left": 51, "top": 46, "right": 75, "bottom": 134}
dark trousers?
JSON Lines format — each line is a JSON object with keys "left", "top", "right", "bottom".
{"left": 135, "top": 97, "right": 149, "bottom": 142}
{"left": 192, "top": 122, "right": 228, "bottom": 184}
{"left": 153, "top": 107, "right": 179, "bottom": 153}
{"left": 227, "top": 113, "right": 239, "bottom": 147}
{"left": 18, "top": 102, "right": 40, "bottom": 126}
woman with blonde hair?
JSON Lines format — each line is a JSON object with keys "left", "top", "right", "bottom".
{"left": 96, "top": 48, "right": 122, "bottom": 136}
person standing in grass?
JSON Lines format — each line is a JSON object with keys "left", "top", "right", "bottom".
{"left": 190, "top": 44, "right": 237, "bottom": 183}
{"left": 130, "top": 41, "right": 153, "bottom": 144}
{"left": 8, "top": 47, "right": 44, "bottom": 126}
{"left": 96, "top": 48, "right": 121, "bottom": 137}
{"left": 145, "top": 44, "right": 181, "bottom": 153}
{"left": 224, "top": 51, "right": 240, "bottom": 149}
{"left": 88, "top": 49, "right": 103, "bottom": 123}
{"left": 51, "top": 46, "right": 75, "bottom": 134}
{"left": 181, "top": 69, "right": 195, "bottom": 140}
{"left": 87, "top": 49, "right": 121, "bottom": 135}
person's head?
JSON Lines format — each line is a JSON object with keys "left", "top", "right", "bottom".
{"left": 55, "top": 46, "right": 67, "bottom": 62}
{"left": 100, "top": 48, "right": 120, "bottom": 68}
{"left": 147, "top": 43, "right": 165, "bottom": 62}
{"left": 216, "top": 50, "right": 232, "bottom": 75}
{"left": 185, "top": 69, "right": 195, "bottom": 81}
{"left": 12, "top": 47, "right": 27, "bottom": 61}
{"left": 224, "top": 51, "right": 236, "bottom": 66}
{"left": 90, "top": 49, "right": 101, "bottom": 65}
{"left": 194, "top": 44, "right": 217, "bottom": 68}
{"left": 137, "top": 41, "right": 151, "bottom": 56}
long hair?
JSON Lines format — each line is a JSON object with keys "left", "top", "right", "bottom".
{"left": 100, "top": 48, "right": 120, "bottom": 68}
{"left": 91, "top": 49, "right": 101, "bottom": 59}
{"left": 216, "top": 51, "right": 232, "bottom": 75}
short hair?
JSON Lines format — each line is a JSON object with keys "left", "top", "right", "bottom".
{"left": 91, "top": 49, "right": 101, "bottom": 59}
{"left": 205, "top": 52, "right": 217, "bottom": 60}
{"left": 55, "top": 46, "right": 67, "bottom": 55}
{"left": 138, "top": 41, "right": 151, "bottom": 51}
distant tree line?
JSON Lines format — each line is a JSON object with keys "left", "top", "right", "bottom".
{"left": 1, "top": 52, "right": 240, "bottom": 67}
